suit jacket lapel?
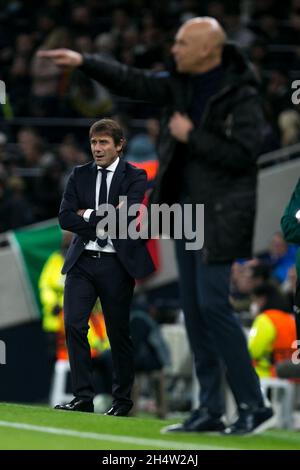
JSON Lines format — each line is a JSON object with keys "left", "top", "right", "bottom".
{"left": 108, "top": 158, "right": 126, "bottom": 206}
{"left": 88, "top": 162, "right": 98, "bottom": 209}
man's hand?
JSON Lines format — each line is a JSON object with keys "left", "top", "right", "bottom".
{"left": 116, "top": 200, "right": 125, "bottom": 210}
{"left": 36, "top": 48, "right": 83, "bottom": 68}
{"left": 169, "top": 112, "right": 194, "bottom": 143}
{"left": 77, "top": 209, "right": 86, "bottom": 217}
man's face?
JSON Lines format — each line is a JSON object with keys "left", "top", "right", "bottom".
{"left": 171, "top": 26, "right": 205, "bottom": 73}
{"left": 90, "top": 132, "right": 122, "bottom": 168}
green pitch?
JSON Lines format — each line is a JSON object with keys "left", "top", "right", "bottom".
{"left": 0, "top": 403, "right": 299, "bottom": 450}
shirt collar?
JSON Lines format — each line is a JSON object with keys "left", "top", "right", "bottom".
{"left": 97, "top": 156, "right": 120, "bottom": 173}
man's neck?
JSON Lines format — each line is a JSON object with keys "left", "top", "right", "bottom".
{"left": 191, "top": 57, "right": 222, "bottom": 75}
{"left": 97, "top": 156, "right": 120, "bottom": 171}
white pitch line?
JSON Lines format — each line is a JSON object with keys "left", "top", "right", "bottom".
{"left": 0, "top": 420, "right": 235, "bottom": 450}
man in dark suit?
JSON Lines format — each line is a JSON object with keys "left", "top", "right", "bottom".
{"left": 55, "top": 118, "right": 155, "bottom": 416}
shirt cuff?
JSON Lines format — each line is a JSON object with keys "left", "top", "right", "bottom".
{"left": 83, "top": 209, "right": 94, "bottom": 222}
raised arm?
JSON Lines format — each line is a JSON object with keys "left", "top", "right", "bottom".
{"left": 37, "top": 48, "right": 170, "bottom": 105}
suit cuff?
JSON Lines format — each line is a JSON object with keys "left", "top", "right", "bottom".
{"left": 83, "top": 209, "right": 94, "bottom": 222}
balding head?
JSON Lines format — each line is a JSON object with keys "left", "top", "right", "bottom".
{"left": 171, "top": 17, "right": 227, "bottom": 73}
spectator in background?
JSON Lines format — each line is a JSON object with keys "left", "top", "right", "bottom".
{"left": 17, "top": 127, "right": 44, "bottom": 168}
{"left": 69, "top": 5, "right": 96, "bottom": 37}
{"left": 39, "top": 231, "right": 72, "bottom": 340}
{"left": 94, "top": 33, "right": 116, "bottom": 60}
{"left": 0, "top": 175, "right": 34, "bottom": 233}
{"left": 30, "top": 28, "right": 73, "bottom": 117}
{"left": 33, "top": 155, "right": 64, "bottom": 220}
{"left": 9, "top": 56, "right": 31, "bottom": 116}
{"left": 266, "top": 70, "right": 291, "bottom": 122}
{"left": 130, "top": 303, "right": 170, "bottom": 374}
{"left": 15, "top": 33, "right": 34, "bottom": 60}
{"left": 267, "top": 232, "right": 297, "bottom": 284}
{"left": 0, "top": 133, "right": 11, "bottom": 172}
{"left": 74, "top": 35, "right": 93, "bottom": 55}
{"left": 248, "top": 283, "right": 296, "bottom": 378}
{"left": 111, "top": 8, "right": 134, "bottom": 45}
{"left": 146, "top": 118, "right": 160, "bottom": 147}
{"left": 130, "top": 303, "right": 170, "bottom": 417}
{"left": 124, "top": 132, "right": 159, "bottom": 187}
{"left": 223, "top": 13, "right": 256, "bottom": 49}
{"left": 134, "top": 23, "right": 164, "bottom": 69}
{"left": 34, "top": 10, "right": 57, "bottom": 43}
{"left": 125, "top": 134, "right": 158, "bottom": 164}
{"left": 15, "top": 127, "right": 47, "bottom": 211}
{"left": 206, "top": 1, "right": 225, "bottom": 23}
{"left": 278, "top": 109, "right": 300, "bottom": 147}
{"left": 118, "top": 28, "right": 139, "bottom": 67}
{"left": 230, "top": 259, "right": 271, "bottom": 316}
{"left": 2, "top": 0, "right": 300, "bottom": 135}
{"left": 58, "top": 136, "right": 89, "bottom": 184}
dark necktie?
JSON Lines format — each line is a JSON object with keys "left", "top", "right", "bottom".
{"left": 97, "top": 168, "right": 109, "bottom": 247}
{"left": 98, "top": 168, "right": 108, "bottom": 207}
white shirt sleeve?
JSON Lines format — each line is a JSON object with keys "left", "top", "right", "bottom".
{"left": 83, "top": 209, "right": 94, "bottom": 222}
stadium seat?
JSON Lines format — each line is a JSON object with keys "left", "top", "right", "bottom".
{"left": 260, "top": 377, "right": 295, "bottom": 429}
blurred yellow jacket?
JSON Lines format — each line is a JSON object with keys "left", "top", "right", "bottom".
{"left": 39, "top": 251, "right": 110, "bottom": 358}
{"left": 39, "top": 251, "right": 65, "bottom": 333}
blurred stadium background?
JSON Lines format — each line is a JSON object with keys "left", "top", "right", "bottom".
{"left": 1, "top": 0, "right": 300, "bottom": 449}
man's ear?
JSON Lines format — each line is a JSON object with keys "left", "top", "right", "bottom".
{"left": 201, "top": 40, "right": 211, "bottom": 59}
{"left": 118, "top": 138, "right": 126, "bottom": 154}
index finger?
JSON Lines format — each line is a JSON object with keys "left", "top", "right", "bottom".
{"left": 36, "top": 49, "right": 63, "bottom": 58}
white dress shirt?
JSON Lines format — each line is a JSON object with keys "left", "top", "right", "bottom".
{"left": 83, "top": 157, "right": 119, "bottom": 252}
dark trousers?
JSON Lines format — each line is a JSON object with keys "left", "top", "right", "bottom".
{"left": 92, "top": 350, "right": 113, "bottom": 395}
{"left": 175, "top": 238, "right": 263, "bottom": 416}
{"left": 64, "top": 253, "right": 135, "bottom": 407}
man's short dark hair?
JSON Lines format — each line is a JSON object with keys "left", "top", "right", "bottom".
{"left": 251, "top": 264, "right": 270, "bottom": 282}
{"left": 89, "top": 118, "right": 124, "bottom": 146}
